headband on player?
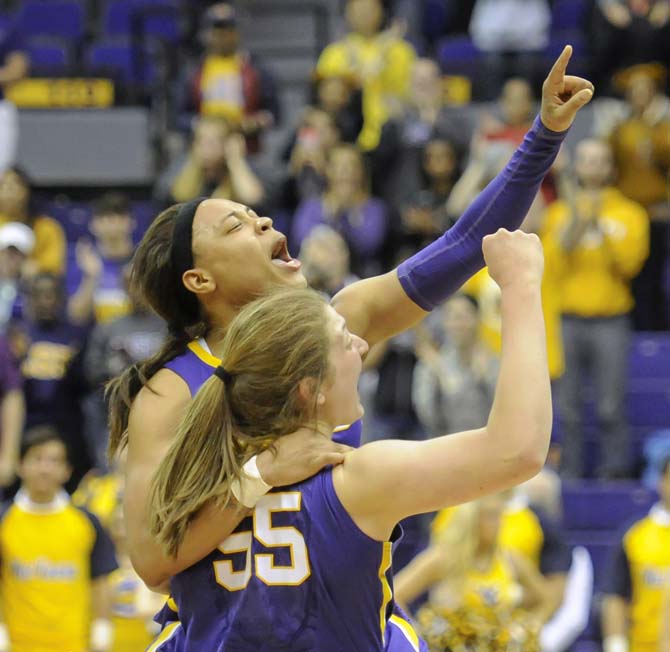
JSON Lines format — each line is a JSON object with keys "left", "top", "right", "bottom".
{"left": 170, "top": 197, "right": 207, "bottom": 331}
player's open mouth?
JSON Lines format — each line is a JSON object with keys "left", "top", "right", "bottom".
{"left": 271, "top": 237, "right": 301, "bottom": 271}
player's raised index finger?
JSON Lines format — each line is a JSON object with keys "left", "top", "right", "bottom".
{"left": 546, "top": 45, "right": 573, "bottom": 87}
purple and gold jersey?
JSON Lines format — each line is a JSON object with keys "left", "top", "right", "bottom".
{"left": 170, "top": 471, "right": 401, "bottom": 651}
{"left": 152, "top": 340, "right": 424, "bottom": 652}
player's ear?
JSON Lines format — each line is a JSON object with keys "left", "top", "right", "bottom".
{"left": 297, "top": 378, "right": 319, "bottom": 407}
{"left": 183, "top": 267, "right": 216, "bottom": 296}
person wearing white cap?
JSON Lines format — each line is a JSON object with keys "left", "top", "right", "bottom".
{"left": 0, "top": 221, "right": 34, "bottom": 329}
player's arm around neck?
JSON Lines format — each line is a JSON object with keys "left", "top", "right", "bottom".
{"left": 125, "top": 369, "right": 351, "bottom": 588}
{"left": 125, "top": 369, "right": 248, "bottom": 588}
{"left": 333, "top": 230, "right": 552, "bottom": 541}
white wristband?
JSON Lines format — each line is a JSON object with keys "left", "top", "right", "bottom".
{"left": 231, "top": 455, "right": 272, "bottom": 508}
{"left": 0, "top": 624, "right": 9, "bottom": 652}
{"left": 604, "top": 635, "right": 629, "bottom": 652}
{"left": 90, "top": 617, "right": 113, "bottom": 651}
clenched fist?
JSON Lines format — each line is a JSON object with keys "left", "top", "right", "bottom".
{"left": 483, "top": 228, "right": 544, "bottom": 290}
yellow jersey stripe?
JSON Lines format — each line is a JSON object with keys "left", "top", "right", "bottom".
{"left": 377, "top": 541, "right": 393, "bottom": 644}
{"left": 166, "top": 596, "right": 178, "bottom": 613}
{"left": 333, "top": 424, "right": 352, "bottom": 433}
{"left": 187, "top": 341, "right": 221, "bottom": 368}
{"left": 146, "top": 621, "right": 181, "bottom": 652}
{"left": 389, "top": 614, "right": 420, "bottom": 652}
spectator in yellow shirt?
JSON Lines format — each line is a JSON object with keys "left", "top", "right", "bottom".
{"left": 542, "top": 138, "right": 649, "bottom": 479}
{"left": 108, "top": 503, "right": 164, "bottom": 652}
{"left": 184, "top": 3, "right": 280, "bottom": 153}
{"left": 610, "top": 62, "right": 670, "bottom": 331}
{"left": 316, "top": 0, "right": 415, "bottom": 150}
{"left": 0, "top": 427, "right": 117, "bottom": 652}
{"left": 395, "top": 493, "right": 553, "bottom": 652}
{"left": 602, "top": 456, "right": 670, "bottom": 652}
{"left": 461, "top": 191, "right": 565, "bottom": 382}
{"left": 170, "top": 117, "right": 265, "bottom": 208}
{"left": 0, "top": 167, "right": 65, "bottom": 275}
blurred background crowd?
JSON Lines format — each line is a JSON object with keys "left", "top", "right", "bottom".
{"left": 0, "top": 0, "right": 667, "bottom": 650}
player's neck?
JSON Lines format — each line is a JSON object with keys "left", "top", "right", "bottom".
{"left": 202, "top": 302, "right": 241, "bottom": 353}
{"left": 313, "top": 419, "right": 337, "bottom": 439}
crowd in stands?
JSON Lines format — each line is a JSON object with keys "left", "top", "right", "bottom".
{"left": 0, "top": 0, "right": 668, "bottom": 650}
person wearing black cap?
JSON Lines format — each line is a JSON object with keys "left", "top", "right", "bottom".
{"left": 184, "top": 3, "right": 280, "bottom": 152}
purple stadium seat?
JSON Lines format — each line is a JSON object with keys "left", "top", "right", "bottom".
{"left": 627, "top": 383, "right": 670, "bottom": 428}
{"left": 422, "top": 0, "right": 451, "bottom": 40}
{"left": 436, "top": 35, "right": 481, "bottom": 77}
{"left": 562, "top": 481, "right": 657, "bottom": 531}
{"left": 551, "top": 0, "right": 589, "bottom": 31}
{"left": 17, "top": 0, "right": 85, "bottom": 41}
{"left": 564, "top": 530, "right": 621, "bottom": 589}
{"left": 102, "top": 0, "right": 180, "bottom": 43}
{"left": 629, "top": 333, "right": 670, "bottom": 380}
{"left": 572, "top": 643, "right": 602, "bottom": 652}
{"left": 85, "top": 40, "right": 157, "bottom": 86}
{"left": 47, "top": 200, "right": 92, "bottom": 243}
{"left": 26, "top": 39, "right": 69, "bottom": 73}
{"left": 50, "top": 199, "right": 158, "bottom": 245}
{"left": 546, "top": 31, "right": 588, "bottom": 57}
{"left": 130, "top": 200, "right": 158, "bottom": 240}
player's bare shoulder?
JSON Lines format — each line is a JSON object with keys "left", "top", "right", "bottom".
{"left": 127, "top": 367, "right": 192, "bottom": 460}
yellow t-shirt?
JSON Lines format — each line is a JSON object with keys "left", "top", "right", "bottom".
{"left": 316, "top": 33, "right": 415, "bottom": 150}
{"left": 0, "top": 492, "right": 118, "bottom": 652}
{"left": 199, "top": 54, "right": 244, "bottom": 124}
{"left": 432, "top": 501, "right": 569, "bottom": 577}
{"left": 0, "top": 215, "right": 66, "bottom": 274}
{"left": 608, "top": 506, "right": 670, "bottom": 652}
{"left": 498, "top": 503, "right": 546, "bottom": 570}
{"left": 461, "top": 551, "right": 522, "bottom": 611}
{"left": 462, "top": 234, "right": 565, "bottom": 379}
{"left": 541, "top": 187, "right": 649, "bottom": 317}
{"left": 109, "top": 566, "right": 158, "bottom": 652}
{"left": 610, "top": 117, "right": 670, "bottom": 209}
{"left": 73, "top": 471, "right": 123, "bottom": 530}
{"left": 427, "top": 548, "right": 521, "bottom": 614}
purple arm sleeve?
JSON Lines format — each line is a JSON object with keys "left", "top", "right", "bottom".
{"left": 397, "top": 115, "right": 567, "bottom": 311}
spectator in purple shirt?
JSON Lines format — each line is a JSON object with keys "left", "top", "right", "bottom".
{"left": 292, "top": 143, "right": 390, "bottom": 276}
{"left": 12, "top": 273, "right": 91, "bottom": 489}
{"left": 0, "top": 334, "right": 24, "bottom": 493}
{"left": 67, "top": 193, "right": 135, "bottom": 326}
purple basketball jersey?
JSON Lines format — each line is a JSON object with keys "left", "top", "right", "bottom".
{"left": 147, "top": 341, "right": 425, "bottom": 652}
